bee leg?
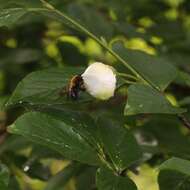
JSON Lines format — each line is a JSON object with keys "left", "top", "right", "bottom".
{"left": 69, "top": 88, "right": 79, "bottom": 100}
{"left": 71, "top": 93, "right": 78, "bottom": 100}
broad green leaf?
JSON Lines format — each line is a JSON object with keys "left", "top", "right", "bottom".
{"left": 125, "top": 84, "right": 186, "bottom": 115}
{"left": 6, "top": 67, "right": 86, "bottom": 108}
{"left": 42, "top": 108, "right": 101, "bottom": 151}
{"left": 45, "top": 162, "right": 84, "bottom": 190}
{"left": 6, "top": 66, "right": 124, "bottom": 109}
{"left": 0, "top": 164, "right": 9, "bottom": 190}
{"left": 30, "top": 145, "right": 62, "bottom": 160}
{"left": 159, "top": 170, "right": 190, "bottom": 190}
{"left": 8, "top": 112, "right": 101, "bottom": 166}
{"left": 96, "top": 167, "right": 137, "bottom": 190}
{"left": 159, "top": 157, "right": 190, "bottom": 175}
{"left": 112, "top": 42, "right": 178, "bottom": 91}
{"left": 0, "top": 8, "right": 27, "bottom": 27}
{"left": 97, "top": 116, "right": 142, "bottom": 171}
{"left": 158, "top": 157, "right": 190, "bottom": 190}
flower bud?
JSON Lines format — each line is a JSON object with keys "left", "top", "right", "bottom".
{"left": 82, "top": 62, "right": 116, "bottom": 100}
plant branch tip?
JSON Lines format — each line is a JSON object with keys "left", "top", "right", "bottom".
{"left": 178, "top": 114, "right": 190, "bottom": 130}
{"left": 40, "top": 0, "right": 55, "bottom": 10}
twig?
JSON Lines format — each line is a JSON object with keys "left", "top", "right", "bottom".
{"left": 117, "top": 72, "right": 139, "bottom": 81}
{"left": 178, "top": 114, "right": 190, "bottom": 130}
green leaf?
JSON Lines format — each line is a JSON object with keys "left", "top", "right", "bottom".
{"left": 30, "top": 145, "right": 62, "bottom": 160}
{"left": 45, "top": 162, "right": 84, "bottom": 190}
{"left": 96, "top": 167, "right": 137, "bottom": 190}
{"left": 42, "top": 108, "right": 101, "bottom": 151}
{"left": 159, "top": 170, "right": 190, "bottom": 190}
{"left": 0, "top": 8, "right": 27, "bottom": 27}
{"left": 112, "top": 42, "right": 178, "bottom": 91}
{"left": 97, "top": 115, "right": 142, "bottom": 171}
{"left": 125, "top": 84, "right": 186, "bottom": 115}
{"left": 8, "top": 112, "right": 101, "bottom": 166}
{"left": 6, "top": 66, "right": 123, "bottom": 109}
{"left": 0, "top": 164, "right": 9, "bottom": 190}
{"left": 159, "top": 157, "right": 190, "bottom": 175}
{"left": 158, "top": 157, "right": 190, "bottom": 190}
{"left": 6, "top": 67, "right": 86, "bottom": 108}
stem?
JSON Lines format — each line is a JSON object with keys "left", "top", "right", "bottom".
{"left": 178, "top": 114, "right": 190, "bottom": 130}
{"left": 98, "top": 153, "right": 114, "bottom": 171}
{"left": 39, "top": 0, "right": 153, "bottom": 88}
{"left": 117, "top": 72, "right": 139, "bottom": 81}
{"left": 123, "top": 80, "right": 137, "bottom": 85}
{"left": 97, "top": 145, "right": 119, "bottom": 173}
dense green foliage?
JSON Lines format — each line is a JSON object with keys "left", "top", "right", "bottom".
{"left": 0, "top": 0, "right": 190, "bottom": 189}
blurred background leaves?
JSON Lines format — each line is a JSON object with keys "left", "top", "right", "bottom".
{"left": 0, "top": 0, "right": 190, "bottom": 190}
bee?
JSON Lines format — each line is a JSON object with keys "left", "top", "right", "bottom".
{"left": 59, "top": 75, "right": 85, "bottom": 100}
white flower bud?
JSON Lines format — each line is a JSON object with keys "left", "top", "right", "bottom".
{"left": 82, "top": 62, "right": 116, "bottom": 100}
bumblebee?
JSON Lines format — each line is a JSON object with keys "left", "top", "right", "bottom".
{"left": 60, "top": 75, "right": 85, "bottom": 100}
